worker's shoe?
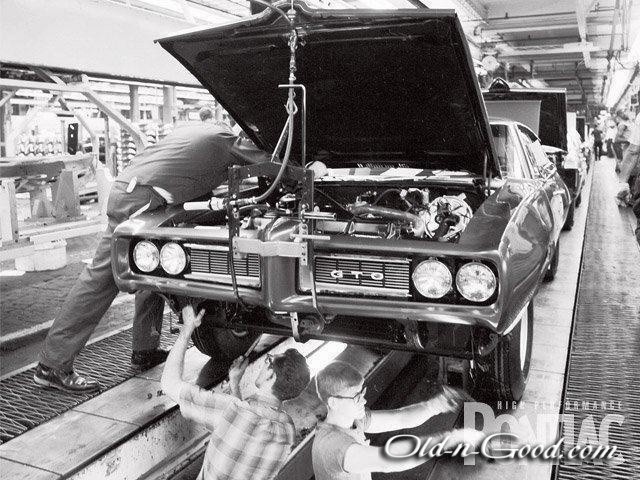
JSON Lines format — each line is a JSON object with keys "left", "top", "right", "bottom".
{"left": 33, "top": 363, "right": 100, "bottom": 393}
{"left": 131, "top": 348, "right": 169, "bottom": 370}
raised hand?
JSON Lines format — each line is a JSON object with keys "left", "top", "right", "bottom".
{"left": 181, "top": 305, "right": 205, "bottom": 330}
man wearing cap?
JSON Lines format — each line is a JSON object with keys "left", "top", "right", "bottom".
{"left": 162, "top": 305, "right": 311, "bottom": 480}
{"left": 34, "top": 123, "right": 271, "bottom": 393}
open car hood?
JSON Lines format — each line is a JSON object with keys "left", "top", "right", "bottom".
{"left": 158, "top": 2, "right": 498, "bottom": 178}
{"left": 483, "top": 81, "right": 568, "bottom": 151}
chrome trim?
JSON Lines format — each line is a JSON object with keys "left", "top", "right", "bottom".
{"left": 315, "top": 253, "right": 411, "bottom": 264}
{"left": 302, "top": 282, "right": 411, "bottom": 298}
{"left": 184, "top": 272, "right": 261, "bottom": 287}
{"left": 184, "top": 243, "right": 228, "bottom": 251}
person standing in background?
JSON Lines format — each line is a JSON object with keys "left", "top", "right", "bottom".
{"left": 614, "top": 110, "right": 633, "bottom": 172}
{"left": 605, "top": 119, "right": 617, "bottom": 158}
{"left": 592, "top": 124, "right": 603, "bottom": 161}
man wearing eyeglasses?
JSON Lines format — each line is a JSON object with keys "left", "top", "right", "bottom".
{"left": 161, "top": 305, "right": 311, "bottom": 480}
{"left": 312, "top": 361, "right": 483, "bottom": 480}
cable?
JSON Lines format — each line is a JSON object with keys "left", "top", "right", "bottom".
{"left": 314, "top": 188, "right": 351, "bottom": 214}
{"left": 233, "top": 91, "right": 295, "bottom": 207}
{"left": 249, "top": 0, "right": 293, "bottom": 27}
{"left": 372, "top": 188, "right": 402, "bottom": 205}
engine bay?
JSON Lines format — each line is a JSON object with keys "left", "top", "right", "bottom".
{"left": 173, "top": 177, "right": 483, "bottom": 243}
{"left": 311, "top": 182, "right": 479, "bottom": 242}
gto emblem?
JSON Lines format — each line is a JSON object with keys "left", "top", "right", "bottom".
{"left": 330, "top": 270, "right": 384, "bottom": 281}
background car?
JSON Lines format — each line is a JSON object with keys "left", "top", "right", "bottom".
{"left": 483, "top": 78, "right": 585, "bottom": 229}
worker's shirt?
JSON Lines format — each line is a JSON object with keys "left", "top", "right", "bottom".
{"left": 117, "top": 124, "right": 271, "bottom": 205}
{"left": 616, "top": 120, "right": 633, "bottom": 144}
{"left": 312, "top": 410, "right": 372, "bottom": 480}
{"left": 179, "top": 384, "right": 296, "bottom": 480}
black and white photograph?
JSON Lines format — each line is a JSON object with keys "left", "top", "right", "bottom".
{"left": 0, "top": 0, "right": 639, "bottom": 479}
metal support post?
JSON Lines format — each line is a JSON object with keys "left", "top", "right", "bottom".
{"left": 0, "top": 180, "right": 19, "bottom": 243}
{"left": 162, "top": 85, "right": 175, "bottom": 125}
{"left": 129, "top": 85, "right": 140, "bottom": 122}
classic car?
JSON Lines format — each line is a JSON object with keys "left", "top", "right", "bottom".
{"left": 483, "top": 79, "right": 586, "bottom": 229}
{"left": 112, "top": 3, "right": 570, "bottom": 401}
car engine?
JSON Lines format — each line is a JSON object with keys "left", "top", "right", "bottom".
{"left": 310, "top": 186, "right": 475, "bottom": 242}
{"left": 174, "top": 182, "right": 478, "bottom": 244}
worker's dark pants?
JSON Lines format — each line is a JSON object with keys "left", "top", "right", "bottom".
{"left": 39, "top": 182, "right": 166, "bottom": 372}
{"left": 593, "top": 141, "right": 602, "bottom": 160}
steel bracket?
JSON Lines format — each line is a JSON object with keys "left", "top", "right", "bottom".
{"left": 290, "top": 312, "right": 301, "bottom": 342}
{"left": 232, "top": 237, "right": 308, "bottom": 265}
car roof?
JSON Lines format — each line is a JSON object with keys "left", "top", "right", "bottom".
{"left": 488, "top": 117, "right": 517, "bottom": 125}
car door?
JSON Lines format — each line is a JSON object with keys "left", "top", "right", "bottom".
{"left": 516, "top": 124, "right": 568, "bottom": 240}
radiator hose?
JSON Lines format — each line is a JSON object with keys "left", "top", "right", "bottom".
{"left": 348, "top": 204, "right": 426, "bottom": 238}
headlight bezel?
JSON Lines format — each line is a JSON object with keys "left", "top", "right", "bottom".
{"left": 455, "top": 261, "right": 498, "bottom": 303}
{"left": 411, "top": 258, "right": 454, "bottom": 299}
{"left": 132, "top": 240, "right": 160, "bottom": 273}
{"left": 159, "top": 242, "right": 187, "bottom": 275}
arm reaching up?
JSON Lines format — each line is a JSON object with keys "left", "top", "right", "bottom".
{"left": 228, "top": 355, "right": 250, "bottom": 399}
{"left": 160, "top": 305, "right": 205, "bottom": 401}
{"left": 366, "top": 386, "right": 467, "bottom": 434}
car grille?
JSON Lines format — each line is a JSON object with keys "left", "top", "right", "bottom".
{"left": 309, "top": 254, "right": 411, "bottom": 297}
{"left": 183, "top": 244, "right": 260, "bottom": 287}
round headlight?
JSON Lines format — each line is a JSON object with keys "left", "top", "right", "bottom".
{"left": 160, "top": 242, "right": 187, "bottom": 275}
{"left": 456, "top": 262, "right": 497, "bottom": 302}
{"left": 412, "top": 260, "right": 452, "bottom": 298}
{"left": 133, "top": 241, "right": 159, "bottom": 272}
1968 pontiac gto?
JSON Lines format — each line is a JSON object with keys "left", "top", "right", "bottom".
{"left": 111, "top": 2, "right": 570, "bottom": 401}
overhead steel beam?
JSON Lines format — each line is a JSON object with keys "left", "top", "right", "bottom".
{"left": 499, "top": 53, "right": 597, "bottom": 63}
{"left": 187, "top": 0, "right": 247, "bottom": 18}
{"left": 81, "top": 87, "right": 148, "bottom": 150}
{"left": 0, "top": 78, "right": 148, "bottom": 150}
{"left": 539, "top": 72, "right": 601, "bottom": 81}
{"left": 0, "top": 79, "right": 88, "bottom": 93}
{"left": 499, "top": 42, "right": 604, "bottom": 58}
{"left": 32, "top": 68, "right": 98, "bottom": 153}
{"left": 480, "top": 7, "right": 615, "bottom": 34}
{"left": 483, "top": 23, "right": 578, "bottom": 34}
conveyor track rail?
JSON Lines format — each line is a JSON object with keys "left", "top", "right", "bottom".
{"left": 554, "top": 166, "right": 640, "bottom": 479}
{"left": 0, "top": 316, "right": 180, "bottom": 443}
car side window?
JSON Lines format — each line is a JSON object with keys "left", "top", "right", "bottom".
{"left": 490, "top": 124, "right": 529, "bottom": 179}
{"left": 517, "top": 125, "right": 554, "bottom": 177}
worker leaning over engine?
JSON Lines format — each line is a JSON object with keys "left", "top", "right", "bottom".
{"left": 34, "top": 108, "right": 272, "bottom": 393}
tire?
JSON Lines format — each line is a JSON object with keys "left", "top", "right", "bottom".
{"left": 563, "top": 201, "right": 575, "bottom": 231}
{"left": 544, "top": 239, "right": 560, "bottom": 282}
{"left": 191, "top": 305, "right": 259, "bottom": 360}
{"left": 575, "top": 192, "right": 582, "bottom": 208}
{"left": 472, "top": 302, "right": 534, "bottom": 402}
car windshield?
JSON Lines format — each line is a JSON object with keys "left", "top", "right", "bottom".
{"left": 490, "top": 124, "right": 526, "bottom": 178}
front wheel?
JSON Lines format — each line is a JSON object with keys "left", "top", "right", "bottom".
{"left": 544, "top": 240, "right": 560, "bottom": 282}
{"left": 191, "top": 304, "right": 259, "bottom": 360}
{"left": 575, "top": 191, "right": 582, "bottom": 208}
{"left": 563, "top": 201, "right": 575, "bottom": 230}
{"left": 472, "top": 302, "right": 534, "bottom": 402}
